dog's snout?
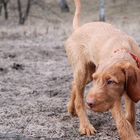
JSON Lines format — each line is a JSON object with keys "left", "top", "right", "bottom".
{"left": 86, "top": 99, "right": 96, "bottom": 108}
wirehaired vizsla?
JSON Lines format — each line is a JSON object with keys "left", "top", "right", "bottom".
{"left": 65, "top": 0, "right": 140, "bottom": 139}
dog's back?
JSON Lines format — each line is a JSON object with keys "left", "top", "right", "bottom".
{"left": 66, "top": 0, "right": 137, "bottom": 65}
{"left": 65, "top": 21, "right": 133, "bottom": 65}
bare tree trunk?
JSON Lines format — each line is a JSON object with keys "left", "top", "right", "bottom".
{"left": 0, "top": 0, "right": 9, "bottom": 19}
{"left": 24, "top": 0, "right": 31, "bottom": 21}
{"left": 17, "top": 0, "right": 31, "bottom": 25}
{"left": 59, "top": 0, "right": 69, "bottom": 12}
{"left": 17, "top": 0, "right": 23, "bottom": 24}
{"left": 0, "top": 0, "right": 3, "bottom": 16}
{"left": 0, "top": 7, "right": 2, "bottom": 16}
{"left": 99, "top": 0, "right": 105, "bottom": 21}
{"left": 3, "top": 0, "right": 8, "bottom": 19}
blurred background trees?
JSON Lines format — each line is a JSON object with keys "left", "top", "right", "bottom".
{"left": 17, "top": 0, "right": 31, "bottom": 24}
{"left": 0, "top": 0, "right": 9, "bottom": 20}
{"left": 0, "top": 0, "right": 139, "bottom": 27}
{"left": 0, "top": 0, "right": 70, "bottom": 25}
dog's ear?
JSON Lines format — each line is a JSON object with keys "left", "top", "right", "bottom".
{"left": 123, "top": 63, "right": 140, "bottom": 102}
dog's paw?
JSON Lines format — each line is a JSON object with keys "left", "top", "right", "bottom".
{"left": 67, "top": 101, "right": 78, "bottom": 117}
{"left": 79, "top": 123, "right": 97, "bottom": 136}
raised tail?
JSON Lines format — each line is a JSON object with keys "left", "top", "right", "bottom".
{"left": 73, "top": 0, "right": 81, "bottom": 30}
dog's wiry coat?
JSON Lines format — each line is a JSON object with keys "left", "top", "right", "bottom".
{"left": 65, "top": 0, "right": 140, "bottom": 139}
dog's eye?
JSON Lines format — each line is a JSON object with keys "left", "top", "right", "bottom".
{"left": 107, "top": 79, "right": 116, "bottom": 85}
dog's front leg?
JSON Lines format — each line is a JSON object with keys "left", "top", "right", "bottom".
{"left": 111, "top": 99, "right": 138, "bottom": 140}
{"left": 124, "top": 94, "right": 136, "bottom": 131}
{"left": 68, "top": 66, "right": 96, "bottom": 136}
{"left": 74, "top": 84, "right": 96, "bottom": 136}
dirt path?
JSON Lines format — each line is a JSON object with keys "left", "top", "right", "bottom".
{"left": 0, "top": 0, "right": 140, "bottom": 139}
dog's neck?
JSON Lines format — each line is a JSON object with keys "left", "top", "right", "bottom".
{"left": 97, "top": 49, "right": 138, "bottom": 72}
{"left": 113, "top": 48, "right": 140, "bottom": 68}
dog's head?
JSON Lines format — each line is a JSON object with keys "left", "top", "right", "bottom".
{"left": 86, "top": 62, "right": 140, "bottom": 112}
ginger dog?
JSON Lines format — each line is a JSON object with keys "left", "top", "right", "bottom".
{"left": 65, "top": 0, "right": 140, "bottom": 139}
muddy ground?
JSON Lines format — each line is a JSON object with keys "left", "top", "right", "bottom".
{"left": 0, "top": 0, "right": 140, "bottom": 139}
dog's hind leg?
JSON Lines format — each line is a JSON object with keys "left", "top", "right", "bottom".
{"left": 67, "top": 82, "right": 77, "bottom": 116}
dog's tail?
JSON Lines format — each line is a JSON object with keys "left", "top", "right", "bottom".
{"left": 73, "top": 0, "right": 81, "bottom": 30}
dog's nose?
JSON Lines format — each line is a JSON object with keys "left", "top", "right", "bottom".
{"left": 86, "top": 99, "right": 96, "bottom": 108}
